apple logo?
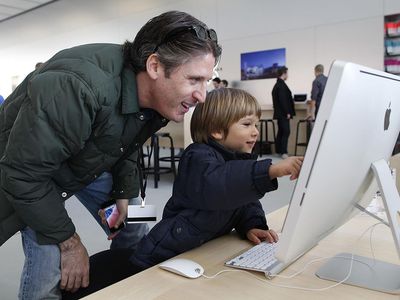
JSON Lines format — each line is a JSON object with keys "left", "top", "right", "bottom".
{"left": 384, "top": 102, "right": 391, "bottom": 131}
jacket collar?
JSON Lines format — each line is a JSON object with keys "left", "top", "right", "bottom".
{"left": 207, "top": 139, "right": 257, "bottom": 161}
{"left": 120, "top": 67, "right": 169, "bottom": 126}
{"left": 121, "top": 67, "right": 140, "bottom": 114}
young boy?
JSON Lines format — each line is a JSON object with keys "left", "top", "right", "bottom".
{"left": 63, "top": 88, "right": 303, "bottom": 299}
{"left": 131, "top": 88, "right": 303, "bottom": 269}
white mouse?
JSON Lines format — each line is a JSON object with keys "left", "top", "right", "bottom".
{"left": 159, "top": 258, "right": 204, "bottom": 279}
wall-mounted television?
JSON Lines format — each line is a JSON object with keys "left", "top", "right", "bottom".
{"left": 241, "top": 48, "right": 286, "bottom": 81}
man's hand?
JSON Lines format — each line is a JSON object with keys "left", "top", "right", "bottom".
{"left": 59, "top": 233, "right": 89, "bottom": 292}
{"left": 306, "top": 100, "right": 316, "bottom": 120}
{"left": 269, "top": 156, "right": 304, "bottom": 180}
{"left": 98, "top": 198, "right": 128, "bottom": 240}
{"left": 246, "top": 228, "right": 279, "bottom": 244}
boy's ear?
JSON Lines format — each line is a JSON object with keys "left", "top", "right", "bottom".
{"left": 146, "top": 54, "right": 162, "bottom": 80}
{"left": 211, "top": 131, "right": 224, "bottom": 141}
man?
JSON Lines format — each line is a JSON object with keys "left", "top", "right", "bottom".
{"left": 0, "top": 10, "right": 221, "bottom": 299}
{"left": 309, "top": 64, "right": 328, "bottom": 119}
{"left": 272, "top": 66, "right": 295, "bottom": 159}
{"left": 212, "top": 76, "right": 221, "bottom": 89}
{"left": 221, "top": 79, "right": 228, "bottom": 87}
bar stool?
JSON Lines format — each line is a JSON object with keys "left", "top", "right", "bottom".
{"left": 294, "top": 119, "right": 314, "bottom": 155}
{"left": 258, "top": 119, "right": 276, "bottom": 157}
{"left": 144, "top": 132, "right": 179, "bottom": 188}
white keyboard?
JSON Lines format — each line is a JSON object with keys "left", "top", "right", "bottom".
{"left": 225, "top": 242, "right": 280, "bottom": 273}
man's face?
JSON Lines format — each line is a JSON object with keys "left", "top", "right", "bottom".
{"left": 151, "top": 53, "right": 215, "bottom": 122}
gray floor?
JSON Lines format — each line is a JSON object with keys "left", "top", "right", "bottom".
{"left": 0, "top": 154, "right": 295, "bottom": 300}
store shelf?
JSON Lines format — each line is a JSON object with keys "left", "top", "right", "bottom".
{"left": 385, "top": 53, "right": 400, "bottom": 57}
{"left": 386, "top": 34, "right": 400, "bottom": 38}
{"left": 384, "top": 13, "right": 400, "bottom": 75}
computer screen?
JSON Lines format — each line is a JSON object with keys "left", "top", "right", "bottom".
{"left": 275, "top": 61, "right": 400, "bottom": 269}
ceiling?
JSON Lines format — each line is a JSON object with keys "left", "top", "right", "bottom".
{"left": 0, "top": 0, "right": 58, "bottom": 23}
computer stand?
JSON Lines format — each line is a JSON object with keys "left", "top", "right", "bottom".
{"left": 315, "top": 159, "right": 400, "bottom": 294}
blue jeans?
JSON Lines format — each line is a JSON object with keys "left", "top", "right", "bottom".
{"left": 18, "top": 172, "right": 149, "bottom": 300}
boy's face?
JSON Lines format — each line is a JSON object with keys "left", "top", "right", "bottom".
{"left": 214, "top": 114, "right": 259, "bottom": 154}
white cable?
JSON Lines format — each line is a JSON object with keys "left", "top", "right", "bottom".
{"left": 202, "top": 221, "right": 383, "bottom": 292}
{"left": 202, "top": 269, "right": 243, "bottom": 279}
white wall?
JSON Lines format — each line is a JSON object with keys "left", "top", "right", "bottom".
{"left": 1, "top": 0, "right": 400, "bottom": 104}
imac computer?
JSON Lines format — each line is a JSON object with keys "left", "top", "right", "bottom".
{"left": 241, "top": 61, "right": 400, "bottom": 293}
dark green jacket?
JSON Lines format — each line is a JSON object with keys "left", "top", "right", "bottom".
{"left": 0, "top": 43, "right": 168, "bottom": 245}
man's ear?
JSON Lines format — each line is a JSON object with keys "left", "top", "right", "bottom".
{"left": 146, "top": 54, "right": 162, "bottom": 80}
{"left": 211, "top": 131, "right": 224, "bottom": 141}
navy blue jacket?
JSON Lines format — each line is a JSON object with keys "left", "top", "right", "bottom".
{"left": 131, "top": 140, "right": 278, "bottom": 269}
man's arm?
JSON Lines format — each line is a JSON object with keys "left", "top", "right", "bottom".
{"left": 110, "top": 151, "right": 140, "bottom": 200}
{"left": 59, "top": 233, "right": 89, "bottom": 292}
{"left": 0, "top": 71, "right": 97, "bottom": 290}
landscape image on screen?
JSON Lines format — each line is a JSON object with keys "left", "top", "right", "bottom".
{"left": 241, "top": 48, "right": 286, "bottom": 80}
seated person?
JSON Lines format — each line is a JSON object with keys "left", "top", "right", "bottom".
{"left": 63, "top": 88, "right": 303, "bottom": 299}
{"left": 133, "top": 88, "right": 303, "bottom": 269}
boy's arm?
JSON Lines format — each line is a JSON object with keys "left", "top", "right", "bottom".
{"left": 234, "top": 202, "right": 268, "bottom": 239}
{"left": 178, "top": 150, "right": 278, "bottom": 211}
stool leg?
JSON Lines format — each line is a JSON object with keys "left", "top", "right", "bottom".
{"left": 271, "top": 121, "right": 277, "bottom": 154}
{"left": 295, "top": 121, "right": 301, "bottom": 156}
{"left": 153, "top": 135, "right": 159, "bottom": 188}
{"left": 259, "top": 120, "right": 264, "bottom": 157}
{"left": 139, "top": 147, "right": 145, "bottom": 169}
{"left": 265, "top": 122, "right": 269, "bottom": 154}
{"left": 146, "top": 145, "right": 151, "bottom": 168}
{"left": 168, "top": 135, "right": 177, "bottom": 177}
{"left": 306, "top": 120, "right": 313, "bottom": 142}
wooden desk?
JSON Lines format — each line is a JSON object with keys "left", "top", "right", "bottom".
{"left": 86, "top": 208, "right": 399, "bottom": 300}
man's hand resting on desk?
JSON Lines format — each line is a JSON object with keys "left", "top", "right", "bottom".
{"left": 59, "top": 233, "right": 89, "bottom": 292}
{"left": 269, "top": 156, "right": 303, "bottom": 180}
{"left": 247, "top": 229, "right": 279, "bottom": 244}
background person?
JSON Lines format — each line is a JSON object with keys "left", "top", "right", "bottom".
{"left": 35, "top": 62, "right": 44, "bottom": 69}
{"left": 212, "top": 76, "right": 221, "bottom": 89}
{"left": 221, "top": 79, "right": 228, "bottom": 87}
{"left": 309, "top": 64, "right": 328, "bottom": 119}
{"left": 272, "top": 66, "right": 295, "bottom": 159}
{"left": 0, "top": 10, "right": 221, "bottom": 299}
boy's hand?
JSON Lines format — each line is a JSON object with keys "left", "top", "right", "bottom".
{"left": 246, "top": 228, "right": 279, "bottom": 245}
{"left": 269, "top": 156, "right": 303, "bottom": 180}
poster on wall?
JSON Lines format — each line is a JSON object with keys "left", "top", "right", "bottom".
{"left": 240, "top": 48, "right": 286, "bottom": 81}
{"left": 384, "top": 13, "right": 400, "bottom": 75}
